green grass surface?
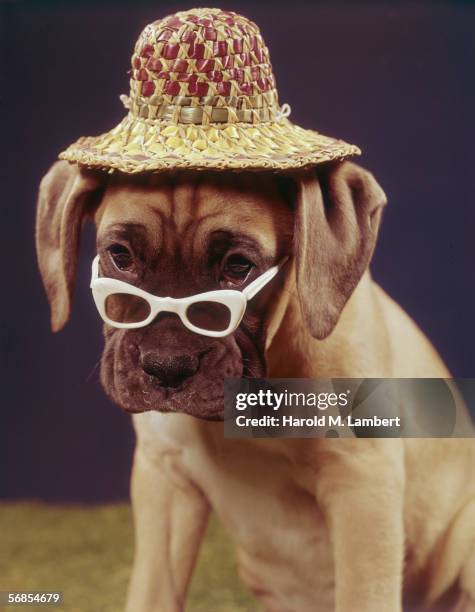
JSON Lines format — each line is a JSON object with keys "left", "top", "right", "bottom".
{"left": 0, "top": 503, "right": 260, "bottom": 612}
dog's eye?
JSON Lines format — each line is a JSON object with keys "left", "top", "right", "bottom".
{"left": 108, "top": 244, "right": 134, "bottom": 272}
{"left": 221, "top": 254, "right": 253, "bottom": 286}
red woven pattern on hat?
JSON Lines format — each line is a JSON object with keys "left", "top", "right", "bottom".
{"left": 129, "top": 8, "right": 275, "bottom": 100}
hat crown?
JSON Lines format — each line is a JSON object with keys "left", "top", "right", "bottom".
{"left": 129, "top": 8, "right": 279, "bottom": 125}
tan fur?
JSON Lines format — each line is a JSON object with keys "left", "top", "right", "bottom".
{"left": 128, "top": 275, "right": 475, "bottom": 612}
{"left": 36, "top": 161, "right": 475, "bottom": 612}
{"left": 95, "top": 171, "right": 291, "bottom": 264}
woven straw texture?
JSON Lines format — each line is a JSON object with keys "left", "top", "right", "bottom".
{"left": 60, "top": 8, "right": 361, "bottom": 173}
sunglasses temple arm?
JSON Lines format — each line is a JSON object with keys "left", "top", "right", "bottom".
{"left": 90, "top": 255, "right": 100, "bottom": 287}
{"left": 243, "top": 257, "right": 289, "bottom": 300}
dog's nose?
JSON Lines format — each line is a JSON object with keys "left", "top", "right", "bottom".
{"left": 140, "top": 352, "right": 200, "bottom": 388}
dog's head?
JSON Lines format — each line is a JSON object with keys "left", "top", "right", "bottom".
{"left": 36, "top": 160, "right": 386, "bottom": 419}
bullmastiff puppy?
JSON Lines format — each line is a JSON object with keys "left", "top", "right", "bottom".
{"left": 36, "top": 159, "right": 475, "bottom": 611}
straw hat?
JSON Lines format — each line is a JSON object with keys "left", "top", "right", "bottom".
{"left": 60, "top": 8, "right": 361, "bottom": 173}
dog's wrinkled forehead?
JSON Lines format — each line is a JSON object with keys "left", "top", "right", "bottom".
{"left": 95, "top": 171, "right": 292, "bottom": 265}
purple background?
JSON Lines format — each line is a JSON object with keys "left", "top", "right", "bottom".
{"left": 2, "top": 1, "right": 474, "bottom": 502}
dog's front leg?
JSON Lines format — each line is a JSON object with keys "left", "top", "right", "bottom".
{"left": 315, "top": 439, "right": 405, "bottom": 612}
{"left": 126, "top": 447, "right": 210, "bottom": 612}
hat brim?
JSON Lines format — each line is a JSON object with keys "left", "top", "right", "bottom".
{"left": 59, "top": 114, "right": 361, "bottom": 174}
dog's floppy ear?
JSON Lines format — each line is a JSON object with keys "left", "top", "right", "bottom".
{"left": 293, "top": 160, "right": 387, "bottom": 339}
{"left": 36, "top": 160, "right": 104, "bottom": 332}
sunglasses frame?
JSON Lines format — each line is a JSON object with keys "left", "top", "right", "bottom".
{"left": 90, "top": 255, "right": 287, "bottom": 338}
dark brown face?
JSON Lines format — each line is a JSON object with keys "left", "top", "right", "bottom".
{"left": 37, "top": 160, "right": 387, "bottom": 420}
{"left": 94, "top": 171, "right": 293, "bottom": 419}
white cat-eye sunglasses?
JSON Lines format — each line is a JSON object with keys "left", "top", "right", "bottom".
{"left": 90, "top": 255, "right": 288, "bottom": 338}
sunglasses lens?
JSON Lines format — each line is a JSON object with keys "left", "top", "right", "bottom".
{"left": 186, "top": 301, "right": 232, "bottom": 332}
{"left": 105, "top": 294, "right": 151, "bottom": 324}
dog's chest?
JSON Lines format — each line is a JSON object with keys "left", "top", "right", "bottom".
{"left": 136, "top": 413, "right": 335, "bottom": 611}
